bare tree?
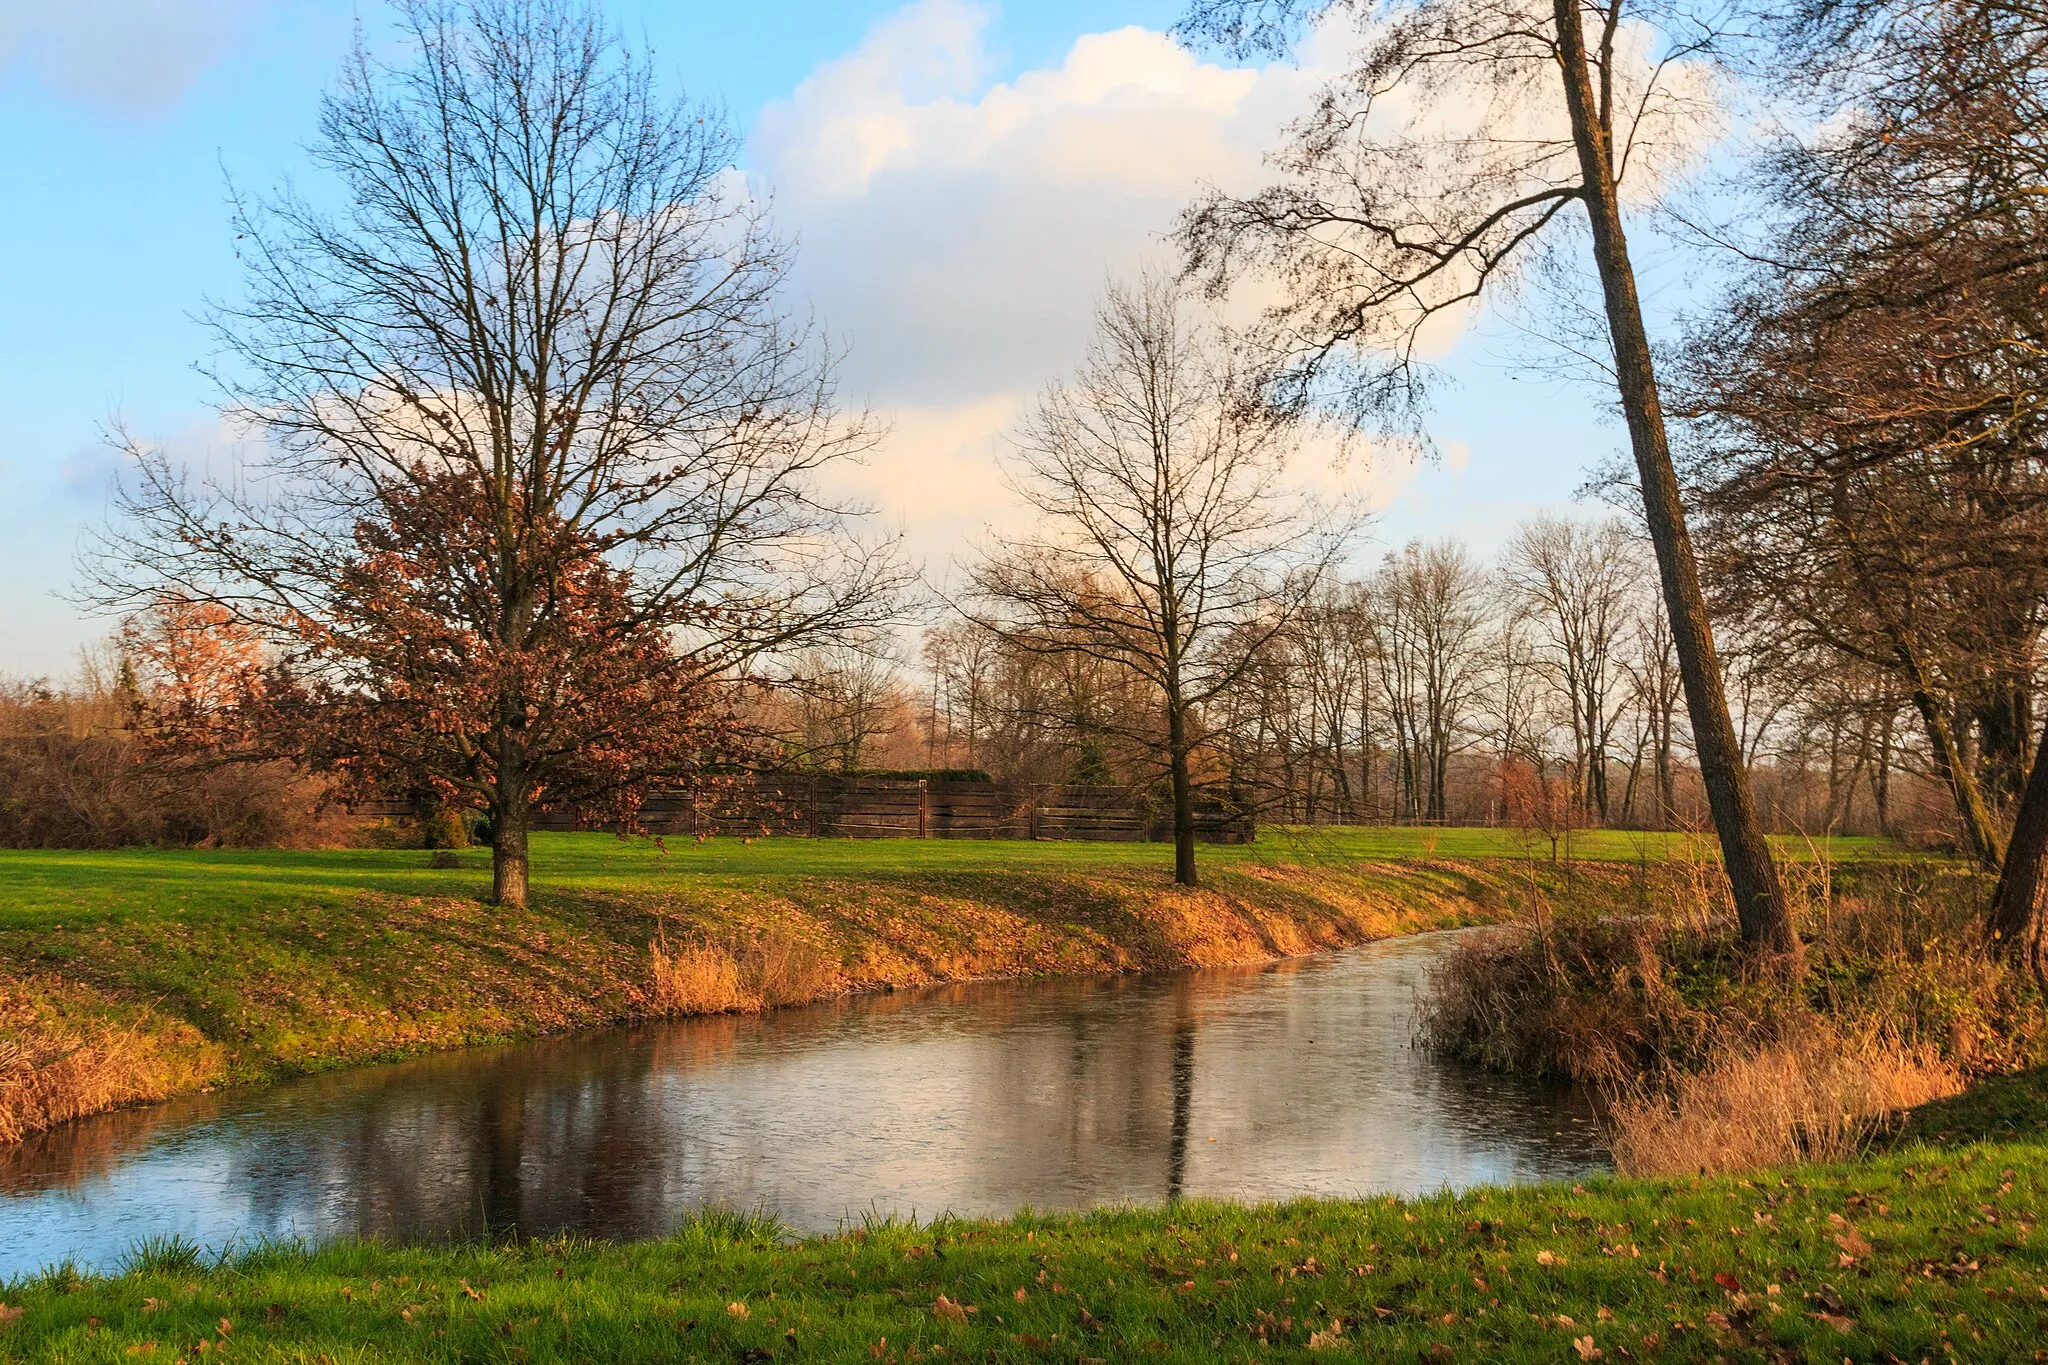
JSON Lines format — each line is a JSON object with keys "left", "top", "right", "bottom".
{"left": 1371, "top": 541, "right": 1490, "bottom": 821}
{"left": 782, "top": 645, "right": 913, "bottom": 773}
{"left": 969, "top": 278, "right": 1352, "bottom": 885}
{"left": 1623, "top": 597, "right": 1686, "bottom": 828}
{"left": 1501, "top": 516, "right": 1637, "bottom": 822}
{"left": 85, "top": 0, "right": 904, "bottom": 907}
{"left": 1179, "top": 0, "right": 1797, "bottom": 954}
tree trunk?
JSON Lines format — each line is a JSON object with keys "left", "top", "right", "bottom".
{"left": 1167, "top": 694, "right": 1198, "bottom": 888}
{"left": 1989, "top": 711, "right": 2048, "bottom": 983}
{"left": 1550, "top": 0, "right": 1795, "bottom": 957}
{"left": 1907, "top": 682, "right": 2005, "bottom": 870}
{"left": 493, "top": 748, "right": 531, "bottom": 909}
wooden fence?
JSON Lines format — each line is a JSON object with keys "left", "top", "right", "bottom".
{"left": 489, "top": 775, "right": 1252, "bottom": 843}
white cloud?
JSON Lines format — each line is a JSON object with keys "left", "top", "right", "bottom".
{"left": 0, "top": 0, "right": 270, "bottom": 114}
{"left": 753, "top": 0, "right": 1346, "bottom": 573}
{"left": 752, "top": 0, "right": 1724, "bottom": 582}
{"left": 753, "top": 0, "right": 1325, "bottom": 410}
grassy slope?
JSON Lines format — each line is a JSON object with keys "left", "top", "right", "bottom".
{"left": 0, "top": 828, "right": 1708, "bottom": 1129}
{"left": 3, "top": 1071, "right": 2040, "bottom": 1364}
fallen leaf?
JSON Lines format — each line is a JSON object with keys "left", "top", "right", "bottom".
{"left": 1596, "top": 1307, "right": 1614, "bottom": 1321}
{"left": 727, "top": 1301, "right": 749, "bottom": 1320}
{"left": 1714, "top": 1272, "right": 1744, "bottom": 1294}
{"left": 1555, "top": 1314, "right": 1577, "bottom": 1328}
{"left": 1573, "top": 1335, "right": 1604, "bottom": 1360}
{"left": 1811, "top": 1311, "right": 1856, "bottom": 1332}
{"left": 932, "top": 1296, "right": 968, "bottom": 1325}
{"left": 459, "top": 1281, "right": 483, "bottom": 1302}
{"left": 1537, "top": 1250, "right": 1559, "bottom": 1266}
{"left": 1307, "top": 1320, "right": 1346, "bottom": 1351}
{"left": 1013, "top": 1288, "right": 1027, "bottom": 1302}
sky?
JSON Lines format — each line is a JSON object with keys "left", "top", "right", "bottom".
{"left": 0, "top": 0, "right": 1622, "bottom": 679}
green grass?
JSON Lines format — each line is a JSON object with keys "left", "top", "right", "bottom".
{"left": 6, "top": 1074, "right": 2042, "bottom": 1363}
{"left": 0, "top": 826, "right": 1900, "bottom": 927}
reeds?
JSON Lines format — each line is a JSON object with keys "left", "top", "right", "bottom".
{"left": 1605, "top": 1030, "right": 1962, "bottom": 1176}
{"left": 0, "top": 1019, "right": 165, "bottom": 1145}
{"left": 649, "top": 929, "right": 841, "bottom": 1015}
{"left": 1419, "top": 858, "right": 2044, "bottom": 1175}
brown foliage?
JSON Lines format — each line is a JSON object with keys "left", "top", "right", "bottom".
{"left": 0, "top": 675, "right": 346, "bottom": 851}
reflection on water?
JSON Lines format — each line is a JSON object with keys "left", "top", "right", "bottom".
{"left": 0, "top": 932, "right": 1604, "bottom": 1276}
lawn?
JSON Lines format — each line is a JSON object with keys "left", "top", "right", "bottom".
{"left": 4, "top": 1069, "right": 2040, "bottom": 1364}
{"left": 0, "top": 825, "right": 1897, "bottom": 927}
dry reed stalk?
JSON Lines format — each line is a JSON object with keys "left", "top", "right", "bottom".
{"left": 649, "top": 930, "right": 840, "bottom": 1015}
{"left": 0, "top": 1022, "right": 166, "bottom": 1145}
{"left": 745, "top": 933, "right": 838, "bottom": 1007}
{"left": 1606, "top": 1032, "right": 1962, "bottom": 1176}
{"left": 649, "top": 942, "right": 751, "bottom": 1014}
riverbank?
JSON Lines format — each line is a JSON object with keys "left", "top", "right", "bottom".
{"left": 4, "top": 1067, "right": 2040, "bottom": 1363}
{"left": 2, "top": 828, "right": 1743, "bottom": 1144}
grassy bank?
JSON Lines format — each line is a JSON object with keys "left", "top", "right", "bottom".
{"left": 4, "top": 826, "right": 1796, "bottom": 1143}
{"left": 3, "top": 1068, "right": 2040, "bottom": 1363}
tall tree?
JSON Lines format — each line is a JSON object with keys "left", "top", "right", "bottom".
{"left": 1179, "top": 0, "right": 1798, "bottom": 955}
{"left": 969, "top": 279, "right": 1350, "bottom": 886}
{"left": 88, "top": 0, "right": 902, "bottom": 906}
{"left": 1683, "top": 0, "right": 2048, "bottom": 975}
{"left": 1372, "top": 542, "right": 1490, "bottom": 822}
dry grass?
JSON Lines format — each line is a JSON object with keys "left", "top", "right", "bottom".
{"left": 1605, "top": 1029, "right": 1963, "bottom": 1176}
{"left": 0, "top": 1016, "right": 167, "bottom": 1145}
{"left": 649, "top": 930, "right": 842, "bottom": 1015}
{"left": 1420, "top": 860, "right": 2046, "bottom": 1175}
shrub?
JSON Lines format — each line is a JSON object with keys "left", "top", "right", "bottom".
{"left": 1419, "top": 862, "right": 2047, "bottom": 1173}
{"left": 0, "top": 681, "right": 352, "bottom": 849}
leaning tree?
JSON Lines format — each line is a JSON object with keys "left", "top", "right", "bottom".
{"left": 88, "top": 0, "right": 904, "bottom": 906}
{"left": 1177, "top": 0, "right": 1798, "bottom": 956}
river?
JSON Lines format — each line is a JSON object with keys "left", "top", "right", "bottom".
{"left": 0, "top": 931, "right": 1604, "bottom": 1277}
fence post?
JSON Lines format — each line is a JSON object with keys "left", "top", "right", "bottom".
{"left": 918, "top": 779, "right": 929, "bottom": 838}
{"left": 809, "top": 773, "right": 820, "bottom": 839}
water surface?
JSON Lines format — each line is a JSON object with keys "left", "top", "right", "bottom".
{"left": 0, "top": 932, "right": 1603, "bottom": 1277}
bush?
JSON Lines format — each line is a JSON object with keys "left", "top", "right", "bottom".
{"left": 0, "top": 682, "right": 350, "bottom": 849}
{"left": 1419, "top": 862, "right": 2047, "bottom": 1174}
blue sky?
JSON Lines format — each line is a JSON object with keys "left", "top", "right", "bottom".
{"left": 0, "top": 0, "right": 1613, "bottom": 678}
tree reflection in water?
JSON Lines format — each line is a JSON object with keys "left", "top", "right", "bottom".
{"left": 1, "top": 934, "right": 1605, "bottom": 1276}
